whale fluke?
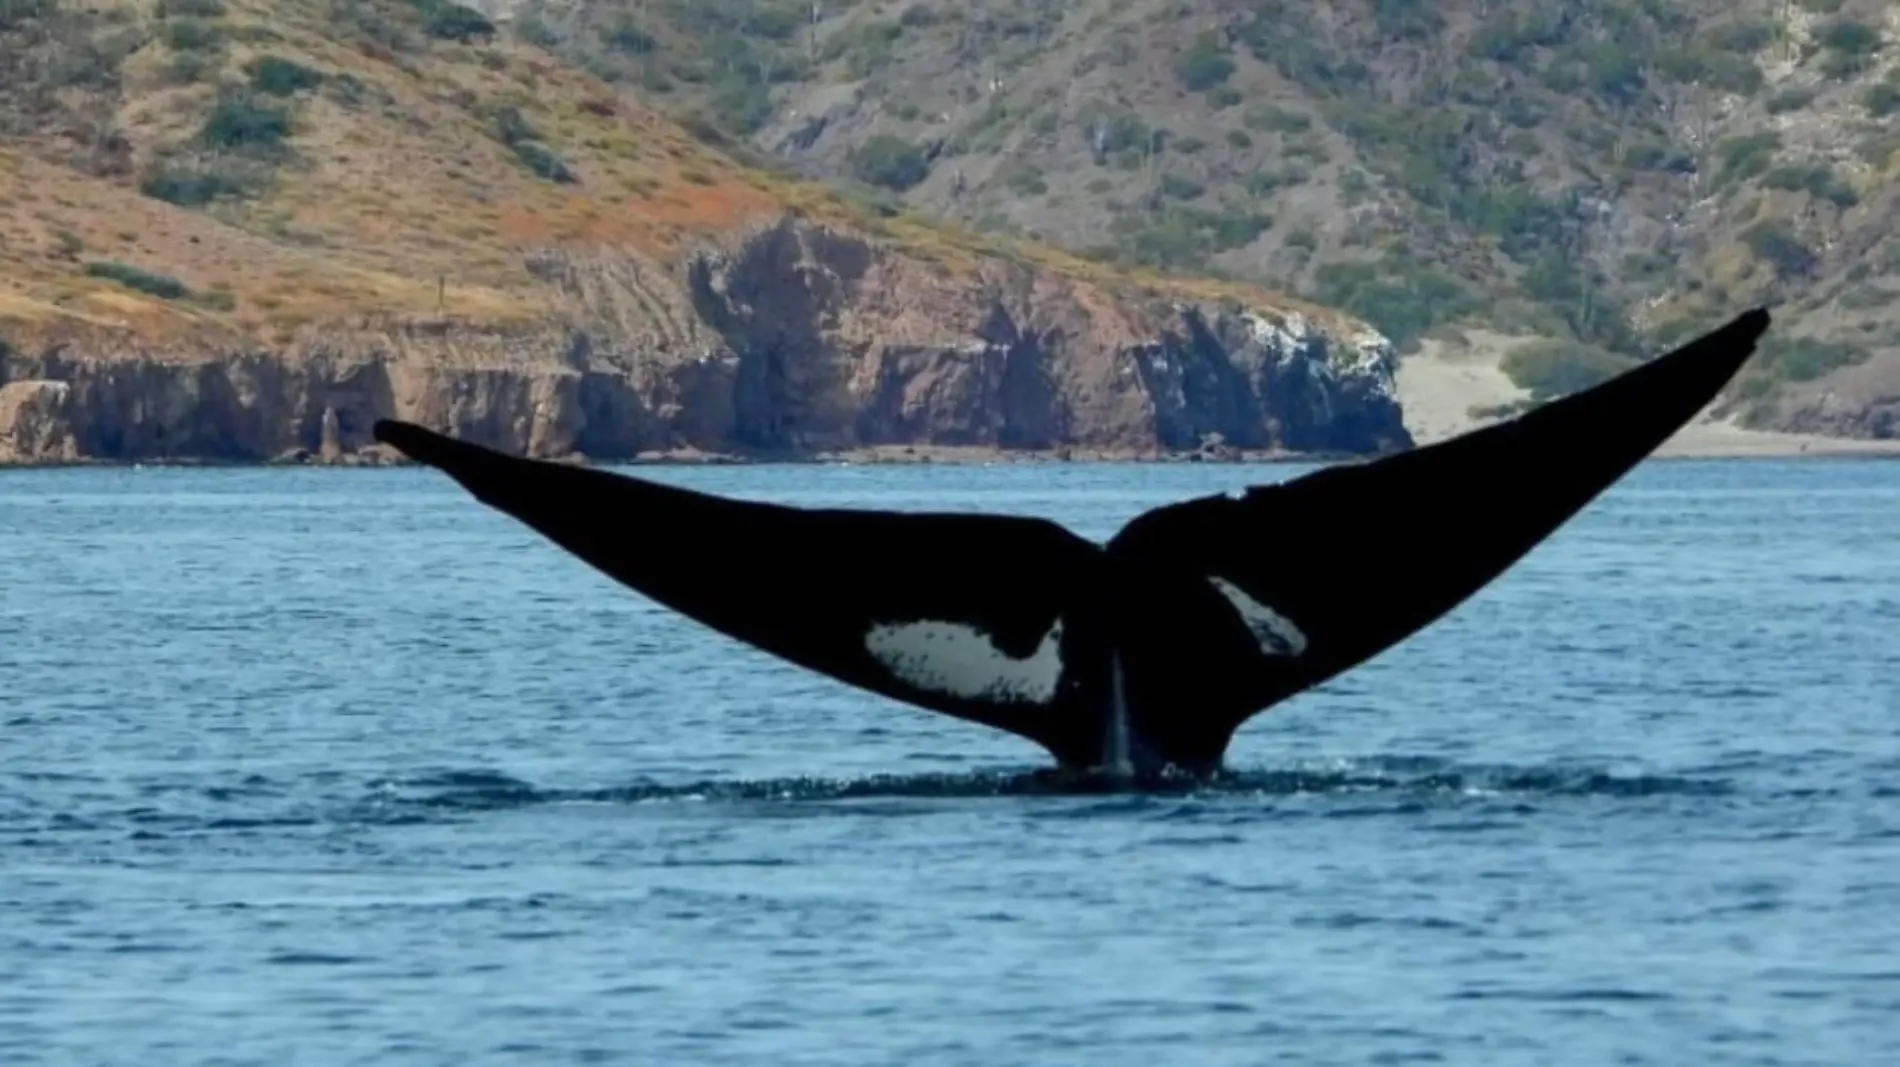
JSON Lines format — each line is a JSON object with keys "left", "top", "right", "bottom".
{"left": 373, "top": 416, "right": 1112, "bottom": 763}
{"left": 372, "top": 308, "right": 1770, "bottom": 775}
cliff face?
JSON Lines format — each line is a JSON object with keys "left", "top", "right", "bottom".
{"left": 532, "top": 0, "right": 1900, "bottom": 436}
{"left": 0, "top": 218, "right": 1408, "bottom": 464}
{"left": 0, "top": 0, "right": 1406, "bottom": 466}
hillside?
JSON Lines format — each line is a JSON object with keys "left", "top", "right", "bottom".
{"left": 518, "top": 0, "right": 1900, "bottom": 439}
{"left": 0, "top": 0, "right": 1407, "bottom": 464}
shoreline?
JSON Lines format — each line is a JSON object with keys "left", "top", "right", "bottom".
{"left": 0, "top": 446, "right": 1332, "bottom": 471}
{"left": 4, "top": 435, "right": 1898, "bottom": 472}
{"left": 1391, "top": 329, "right": 1900, "bottom": 464}
{"left": 1651, "top": 428, "right": 1900, "bottom": 460}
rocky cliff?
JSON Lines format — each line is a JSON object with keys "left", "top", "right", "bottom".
{"left": 527, "top": 0, "right": 1900, "bottom": 437}
{"left": 0, "top": 0, "right": 1405, "bottom": 466}
{"left": 0, "top": 218, "right": 1407, "bottom": 464}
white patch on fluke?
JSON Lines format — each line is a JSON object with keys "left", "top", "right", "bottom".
{"left": 864, "top": 618, "right": 1065, "bottom": 705}
{"left": 1206, "top": 576, "right": 1308, "bottom": 657}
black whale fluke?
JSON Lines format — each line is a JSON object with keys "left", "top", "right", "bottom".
{"left": 372, "top": 308, "right": 1770, "bottom": 777}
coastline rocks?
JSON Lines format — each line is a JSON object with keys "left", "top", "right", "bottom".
{"left": 0, "top": 217, "right": 1410, "bottom": 465}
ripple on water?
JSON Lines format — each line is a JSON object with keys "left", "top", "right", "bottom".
{"left": 4, "top": 461, "right": 1900, "bottom": 1066}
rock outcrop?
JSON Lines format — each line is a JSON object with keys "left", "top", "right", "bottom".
{"left": 0, "top": 217, "right": 1408, "bottom": 465}
{"left": 1732, "top": 352, "right": 1900, "bottom": 441}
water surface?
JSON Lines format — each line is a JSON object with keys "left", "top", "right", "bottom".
{"left": 4, "top": 459, "right": 1899, "bottom": 1065}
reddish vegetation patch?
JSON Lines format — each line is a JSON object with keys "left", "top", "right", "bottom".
{"left": 492, "top": 179, "right": 781, "bottom": 255}
{"left": 495, "top": 205, "right": 556, "bottom": 244}
{"left": 643, "top": 179, "right": 782, "bottom": 233}
{"left": 568, "top": 208, "right": 668, "bottom": 253}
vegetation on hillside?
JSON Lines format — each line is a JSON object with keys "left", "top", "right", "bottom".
{"left": 521, "top": 0, "right": 1900, "bottom": 425}
{"left": 0, "top": 0, "right": 1332, "bottom": 346}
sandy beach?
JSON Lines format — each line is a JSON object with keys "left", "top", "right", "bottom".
{"left": 1394, "top": 333, "right": 1900, "bottom": 460}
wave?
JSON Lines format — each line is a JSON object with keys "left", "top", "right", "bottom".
{"left": 367, "top": 755, "right": 1732, "bottom": 815}
{"left": 1, "top": 756, "right": 1736, "bottom": 840}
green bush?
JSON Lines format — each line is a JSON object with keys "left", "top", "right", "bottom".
{"left": 1000, "top": 163, "right": 1048, "bottom": 196}
{"left": 1466, "top": 8, "right": 1572, "bottom": 63}
{"left": 851, "top": 134, "right": 930, "bottom": 191}
{"left": 1655, "top": 47, "right": 1763, "bottom": 94}
{"left": 164, "top": 18, "right": 224, "bottom": 51}
{"left": 1578, "top": 43, "right": 1646, "bottom": 104}
{"left": 490, "top": 105, "right": 576, "bottom": 183}
{"left": 200, "top": 93, "right": 291, "bottom": 153}
{"left": 138, "top": 160, "right": 257, "bottom": 205}
{"left": 1173, "top": 31, "right": 1235, "bottom": 92}
{"left": 1764, "top": 162, "right": 1858, "bottom": 208}
{"left": 510, "top": 140, "right": 576, "bottom": 183}
{"left": 1623, "top": 143, "right": 1695, "bottom": 174}
{"left": 1501, "top": 339, "right": 1637, "bottom": 401}
{"left": 1243, "top": 167, "right": 1304, "bottom": 196}
{"left": 84, "top": 261, "right": 192, "bottom": 300}
{"left": 603, "top": 16, "right": 656, "bottom": 53}
{"left": 1311, "top": 258, "right": 1479, "bottom": 350}
{"left": 1709, "top": 19, "right": 1772, "bottom": 52}
{"left": 1158, "top": 173, "right": 1204, "bottom": 200}
{"left": 155, "top": 0, "right": 223, "bottom": 14}
{"left": 491, "top": 105, "right": 537, "bottom": 145}
{"left": 1371, "top": 0, "right": 1442, "bottom": 39}
{"left": 1101, "top": 204, "right": 1270, "bottom": 271}
{"left": 1753, "top": 336, "right": 1871, "bottom": 382}
{"left": 1857, "top": 130, "right": 1900, "bottom": 168}
{"left": 1513, "top": 249, "right": 1634, "bottom": 350}
{"left": 820, "top": 18, "right": 900, "bottom": 76}
{"left": 245, "top": 54, "right": 324, "bottom": 96}
{"left": 1205, "top": 209, "right": 1271, "bottom": 250}
{"left": 707, "top": 76, "right": 773, "bottom": 133}
{"left": 1084, "top": 111, "right": 1157, "bottom": 167}
{"left": 512, "top": 12, "right": 556, "bottom": 47}
{"left": 411, "top": 0, "right": 494, "bottom": 42}
{"left": 326, "top": 72, "right": 369, "bottom": 108}
{"left": 1712, "top": 131, "right": 1780, "bottom": 187}
{"left": 1816, "top": 18, "right": 1881, "bottom": 56}
{"left": 1500, "top": 96, "right": 1542, "bottom": 128}
{"left": 1767, "top": 86, "right": 1816, "bottom": 114}
{"left": 1865, "top": 81, "right": 1900, "bottom": 119}
{"left": 166, "top": 48, "right": 220, "bottom": 85}
{"left": 1817, "top": 18, "right": 1882, "bottom": 77}
{"left": 1743, "top": 220, "right": 1816, "bottom": 277}
{"left": 0, "top": 0, "right": 57, "bottom": 26}
{"left": 731, "top": 0, "right": 804, "bottom": 41}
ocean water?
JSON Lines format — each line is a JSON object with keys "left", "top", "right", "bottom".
{"left": 3, "top": 458, "right": 1899, "bottom": 1066}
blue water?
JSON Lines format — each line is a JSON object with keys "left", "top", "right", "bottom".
{"left": 4, "top": 459, "right": 1900, "bottom": 1066}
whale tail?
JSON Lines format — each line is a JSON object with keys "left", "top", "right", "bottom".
{"left": 373, "top": 416, "right": 1114, "bottom": 765}
{"left": 372, "top": 309, "right": 1770, "bottom": 771}
{"left": 1102, "top": 308, "right": 1771, "bottom": 764}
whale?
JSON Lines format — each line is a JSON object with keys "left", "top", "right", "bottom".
{"left": 371, "top": 308, "right": 1770, "bottom": 778}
